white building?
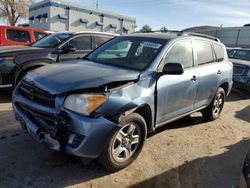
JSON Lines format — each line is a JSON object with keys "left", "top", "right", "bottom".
{"left": 29, "top": 0, "right": 136, "bottom": 34}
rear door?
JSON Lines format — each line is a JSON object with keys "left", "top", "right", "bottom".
{"left": 193, "top": 40, "right": 221, "bottom": 108}
{"left": 58, "top": 35, "right": 92, "bottom": 61}
{"left": 93, "top": 35, "right": 114, "bottom": 49}
{"left": 156, "top": 39, "right": 199, "bottom": 125}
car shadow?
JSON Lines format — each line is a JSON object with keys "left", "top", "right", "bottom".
{"left": 0, "top": 128, "right": 111, "bottom": 188}
{"left": 130, "top": 139, "right": 250, "bottom": 188}
{"left": 148, "top": 115, "right": 204, "bottom": 138}
{"left": 226, "top": 88, "right": 250, "bottom": 102}
{"left": 235, "top": 105, "right": 250, "bottom": 123}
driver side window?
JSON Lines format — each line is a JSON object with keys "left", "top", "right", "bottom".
{"left": 164, "top": 40, "right": 194, "bottom": 69}
{"left": 67, "top": 36, "right": 91, "bottom": 50}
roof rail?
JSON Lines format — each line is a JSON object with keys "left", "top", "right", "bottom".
{"left": 180, "top": 32, "right": 220, "bottom": 42}
{"left": 133, "top": 30, "right": 182, "bottom": 34}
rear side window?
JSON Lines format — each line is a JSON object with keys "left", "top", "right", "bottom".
{"left": 194, "top": 41, "right": 214, "bottom": 65}
{"left": 34, "top": 32, "right": 48, "bottom": 41}
{"left": 94, "top": 36, "right": 113, "bottom": 48}
{"left": 67, "top": 36, "right": 91, "bottom": 50}
{"left": 213, "top": 43, "right": 225, "bottom": 62}
{"left": 6, "top": 29, "right": 30, "bottom": 43}
{"left": 164, "top": 40, "right": 193, "bottom": 69}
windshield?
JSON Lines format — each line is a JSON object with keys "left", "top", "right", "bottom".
{"left": 32, "top": 33, "right": 72, "bottom": 48}
{"left": 228, "top": 49, "right": 250, "bottom": 61}
{"left": 87, "top": 36, "right": 166, "bottom": 71}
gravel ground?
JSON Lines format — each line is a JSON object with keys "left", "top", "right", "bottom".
{"left": 0, "top": 88, "right": 249, "bottom": 188}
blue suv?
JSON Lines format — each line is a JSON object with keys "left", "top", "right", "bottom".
{"left": 228, "top": 48, "right": 250, "bottom": 91}
{"left": 13, "top": 32, "right": 233, "bottom": 171}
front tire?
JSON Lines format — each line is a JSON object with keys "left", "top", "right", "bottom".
{"left": 98, "top": 113, "right": 147, "bottom": 171}
{"left": 202, "top": 87, "right": 225, "bottom": 122}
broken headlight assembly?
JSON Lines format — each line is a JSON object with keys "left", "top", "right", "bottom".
{"left": 64, "top": 94, "right": 108, "bottom": 116}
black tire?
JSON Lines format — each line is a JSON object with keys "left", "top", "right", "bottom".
{"left": 14, "top": 68, "right": 38, "bottom": 87}
{"left": 202, "top": 87, "right": 225, "bottom": 122}
{"left": 98, "top": 113, "right": 147, "bottom": 171}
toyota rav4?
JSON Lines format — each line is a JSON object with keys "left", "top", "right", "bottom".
{"left": 13, "top": 32, "right": 233, "bottom": 171}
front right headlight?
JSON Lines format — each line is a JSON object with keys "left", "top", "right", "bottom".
{"left": 64, "top": 94, "right": 107, "bottom": 116}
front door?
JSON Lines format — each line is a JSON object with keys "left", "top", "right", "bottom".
{"left": 156, "top": 40, "right": 198, "bottom": 126}
{"left": 58, "top": 35, "right": 92, "bottom": 62}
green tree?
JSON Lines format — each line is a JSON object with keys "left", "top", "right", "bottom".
{"left": 160, "top": 26, "right": 168, "bottom": 33}
{"left": 140, "top": 25, "right": 152, "bottom": 33}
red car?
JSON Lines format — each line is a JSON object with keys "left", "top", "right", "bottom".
{"left": 0, "top": 26, "right": 49, "bottom": 46}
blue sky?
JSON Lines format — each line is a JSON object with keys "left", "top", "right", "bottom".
{"left": 69, "top": 0, "right": 250, "bottom": 30}
{"left": 4, "top": 0, "right": 250, "bottom": 30}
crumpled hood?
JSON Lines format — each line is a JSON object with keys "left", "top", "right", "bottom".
{"left": 25, "top": 60, "right": 140, "bottom": 95}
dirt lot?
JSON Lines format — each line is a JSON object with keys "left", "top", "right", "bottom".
{"left": 0, "top": 88, "right": 250, "bottom": 188}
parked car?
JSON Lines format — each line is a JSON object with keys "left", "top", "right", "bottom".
{"left": 13, "top": 32, "right": 233, "bottom": 171}
{"left": 239, "top": 149, "right": 250, "bottom": 188}
{"left": 228, "top": 48, "right": 250, "bottom": 91}
{"left": 0, "top": 26, "right": 48, "bottom": 46}
{"left": 0, "top": 31, "right": 116, "bottom": 88}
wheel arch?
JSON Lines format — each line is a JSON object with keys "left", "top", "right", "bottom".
{"left": 13, "top": 59, "right": 54, "bottom": 86}
{"left": 219, "top": 82, "right": 229, "bottom": 96}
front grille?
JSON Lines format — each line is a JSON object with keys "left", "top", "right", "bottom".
{"left": 233, "top": 65, "right": 246, "bottom": 75}
{"left": 18, "top": 103, "right": 56, "bottom": 130}
{"left": 19, "top": 80, "right": 55, "bottom": 108}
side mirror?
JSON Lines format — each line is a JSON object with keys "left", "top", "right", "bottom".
{"left": 162, "top": 63, "right": 184, "bottom": 75}
{"left": 61, "top": 45, "right": 76, "bottom": 53}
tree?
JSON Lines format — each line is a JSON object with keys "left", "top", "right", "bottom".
{"left": 0, "top": 0, "right": 34, "bottom": 26}
{"left": 244, "top": 24, "right": 250, "bottom": 27}
{"left": 160, "top": 26, "right": 168, "bottom": 33}
{"left": 140, "top": 25, "right": 152, "bottom": 33}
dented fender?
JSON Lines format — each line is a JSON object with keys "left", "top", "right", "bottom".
{"left": 96, "top": 72, "right": 157, "bottom": 131}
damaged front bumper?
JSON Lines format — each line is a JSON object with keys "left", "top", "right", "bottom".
{"left": 12, "top": 90, "right": 120, "bottom": 159}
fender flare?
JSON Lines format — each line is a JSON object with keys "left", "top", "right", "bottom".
{"left": 13, "top": 60, "right": 55, "bottom": 86}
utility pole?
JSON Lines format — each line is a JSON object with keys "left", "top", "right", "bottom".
{"left": 96, "top": 0, "right": 99, "bottom": 9}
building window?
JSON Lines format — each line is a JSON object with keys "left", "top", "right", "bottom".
{"left": 110, "top": 24, "right": 117, "bottom": 33}
{"left": 43, "top": 13, "right": 48, "bottom": 23}
{"left": 99, "top": 14, "right": 104, "bottom": 23}
{"left": 80, "top": 18, "right": 88, "bottom": 28}
{"left": 29, "top": 16, "right": 34, "bottom": 24}
{"left": 123, "top": 27, "right": 129, "bottom": 34}
{"left": 36, "top": 15, "right": 42, "bottom": 23}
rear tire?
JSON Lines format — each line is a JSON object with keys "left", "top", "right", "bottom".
{"left": 202, "top": 87, "right": 225, "bottom": 122}
{"left": 98, "top": 113, "right": 147, "bottom": 171}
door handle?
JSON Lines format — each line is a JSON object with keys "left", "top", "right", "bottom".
{"left": 191, "top": 76, "right": 197, "bottom": 81}
{"left": 217, "top": 70, "right": 222, "bottom": 75}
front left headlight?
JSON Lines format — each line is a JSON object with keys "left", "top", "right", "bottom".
{"left": 64, "top": 94, "right": 108, "bottom": 116}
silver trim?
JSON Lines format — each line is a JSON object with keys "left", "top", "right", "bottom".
{"left": 0, "top": 84, "right": 12, "bottom": 88}
{"left": 156, "top": 106, "right": 207, "bottom": 128}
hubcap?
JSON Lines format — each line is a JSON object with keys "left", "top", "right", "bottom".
{"left": 111, "top": 122, "right": 141, "bottom": 163}
{"left": 213, "top": 92, "right": 223, "bottom": 116}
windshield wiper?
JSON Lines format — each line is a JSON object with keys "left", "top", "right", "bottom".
{"left": 82, "top": 56, "right": 90, "bottom": 60}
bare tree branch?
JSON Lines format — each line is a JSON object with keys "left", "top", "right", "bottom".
{"left": 0, "top": 0, "right": 35, "bottom": 26}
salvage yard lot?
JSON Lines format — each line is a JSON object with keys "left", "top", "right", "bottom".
{"left": 0, "top": 89, "right": 250, "bottom": 188}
